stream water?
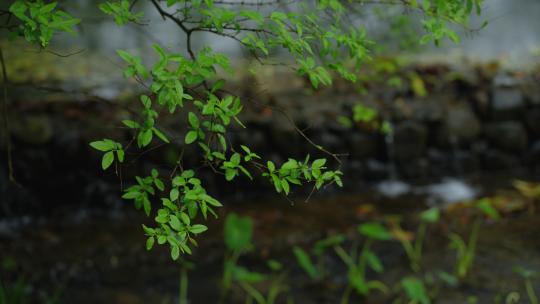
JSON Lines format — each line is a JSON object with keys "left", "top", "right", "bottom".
{"left": 1, "top": 173, "right": 539, "bottom": 303}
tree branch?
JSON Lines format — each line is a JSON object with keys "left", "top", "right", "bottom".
{"left": 0, "top": 46, "right": 17, "bottom": 185}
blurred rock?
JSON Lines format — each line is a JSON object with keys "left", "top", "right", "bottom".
{"left": 491, "top": 87, "right": 525, "bottom": 120}
{"left": 482, "top": 150, "right": 521, "bottom": 170}
{"left": 393, "top": 121, "right": 427, "bottom": 161}
{"left": 348, "top": 133, "right": 379, "bottom": 159}
{"left": 484, "top": 121, "right": 528, "bottom": 153}
{"left": 11, "top": 114, "right": 54, "bottom": 145}
{"left": 525, "top": 107, "right": 540, "bottom": 138}
{"left": 398, "top": 158, "right": 430, "bottom": 179}
{"left": 444, "top": 103, "right": 481, "bottom": 144}
{"left": 413, "top": 98, "right": 445, "bottom": 122}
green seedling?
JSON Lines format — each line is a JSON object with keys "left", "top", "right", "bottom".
{"left": 419, "top": 270, "right": 458, "bottom": 301}
{"left": 235, "top": 261, "right": 290, "bottom": 304}
{"left": 0, "top": 277, "right": 29, "bottom": 304}
{"left": 334, "top": 222, "right": 391, "bottom": 304}
{"left": 221, "top": 213, "right": 255, "bottom": 301}
{"left": 0, "top": 257, "right": 62, "bottom": 304}
{"left": 514, "top": 267, "right": 538, "bottom": 304}
{"left": 177, "top": 257, "right": 194, "bottom": 304}
{"left": 221, "top": 214, "right": 289, "bottom": 304}
{"left": 393, "top": 208, "right": 440, "bottom": 272}
{"left": 400, "top": 276, "right": 431, "bottom": 304}
{"left": 504, "top": 292, "right": 521, "bottom": 304}
{"left": 449, "top": 198, "right": 499, "bottom": 280}
{"left": 293, "top": 234, "right": 345, "bottom": 281}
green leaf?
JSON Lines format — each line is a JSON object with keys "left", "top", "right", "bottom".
{"left": 267, "top": 161, "right": 275, "bottom": 172}
{"left": 138, "top": 129, "right": 153, "bottom": 147}
{"left": 365, "top": 250, "right": 384, "bottom": 273}
{"left": 101, "top": 151, "right": 115, "bottom": 170}
{"left": 190, "top": 224, "right": 208, "bottom": 234}
{"left": 420, "top": 207, "right": 440, "bottom": 223}
{"left": 293, "top": 246, "right": 318, "bottom": 280}
{"left": 232, "top": 265, "right": 267, "bottom": 283}
{"left": 224, "top": 213, "right": 253, "bottom": 252}
{"left": 122, "top": 119, "right": 141, "bottom": 129}
{"left": 312, "top": 158, "right": 327, "bottom": 169}
{"left": 201, "top": 194, "right": 222, "bottom": 207}
{"left": 142, "top": 197, "right": 151, "bottom": 216}
{"left": 188, "top": 112, "right": 200, "bottom": 128}
{"left": 437, "top": 271, "right": 458, "bottom": 287}
{"left": 146, "top": 236, "right": 155, "bottom": 250}
{"left": 476, "top": 198, "right": 500, "bottom": 220}
{"left": 170, "top": 215, "right": 182, "bottom": 231}
{"left": 313, "top": 234, "right": 345, "bottom": 256}
{"left": 267, "top": 259, "right": 283, "bottom": 271}
{"left": 211, "top": 79, "right": 225, "bottom": 92}
{"left": 225, "top": 169, "right": 236, "bottom": 181}
{"left": 401, "top": 277, "right": 430, "bottom": 304}
{"left": 154, "top": 179, "right": 165, "bottom": 191}
{"left": 281, "top": 179, "right": 290, "bottom": 195}
{"left": 170, "top": 188, "right": 180, "bottom": 201}
{"left": 116, "top": 149, "right": 125, "bottom": 163}
{"left": 122, "top": 190, "right": 140, "bottom": 199}
{"left": 90, "top": 140, "right": 114, "bottom": 152}
{"left": 185, "top": 130, "right": 198, "bottom": 144}
{"left": 171, "top": 245, "right": 180, "bottom": 260}
{"left": 180, "top": 212, "right": 190, "bottom": 225}
{"left": 358, "top": 222, "right": 392, "bottom": 240}
{"left": 152, "top": 127, "right": 170, "bottom": 143}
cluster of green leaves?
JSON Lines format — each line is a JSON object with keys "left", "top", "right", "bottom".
{"left": 123, "top": 95, "right": 170, "bottom": 148}
{"left": 8, "top": 0, "right": 79, "bottom": 47}
{"left": 134, "top": 169, "right": 221, "bottom": 260}
{"left": 89, "top": 139, "right": 125, "bottom": 170}
{"left": 416, "top": 0, "right": 486, "bottom": 45}
{"left": 86, "top": 40, "right": 343, "bottom": 259}
{"left": 140, "top": 0, "right": 374, "bottom": 87}
{"left": 338, "top": 103, "right": 392, "bottom": 135}
{"left": 99, "top": 0, "right": 144, "bottom": 25}
{"left": 264, "top": 157, "right": 342, "bottom": 195}
{"left": 7, "top": 0, "right": 487, "bottom": 263}
{"left": 238, "top": 3, "right": 370, "bottom": 87}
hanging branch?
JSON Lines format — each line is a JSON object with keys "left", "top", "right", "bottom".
{"left": 0, "top": 46, "right": 17, "bottom": 185}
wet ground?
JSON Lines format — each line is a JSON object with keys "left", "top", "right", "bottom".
{"left": 1, "top": 175, "right": 540, "bottom": 303}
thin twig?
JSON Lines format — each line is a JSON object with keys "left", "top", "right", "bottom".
{"left": 0, "top": 46, "right": 18, "bottom": 185}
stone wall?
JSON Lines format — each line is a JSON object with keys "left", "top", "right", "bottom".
{"left": 229, "top": 63, "right": 540, "bottom": 180}
{"left": 2, "top": 63, "right": 540, "bottom": 215}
